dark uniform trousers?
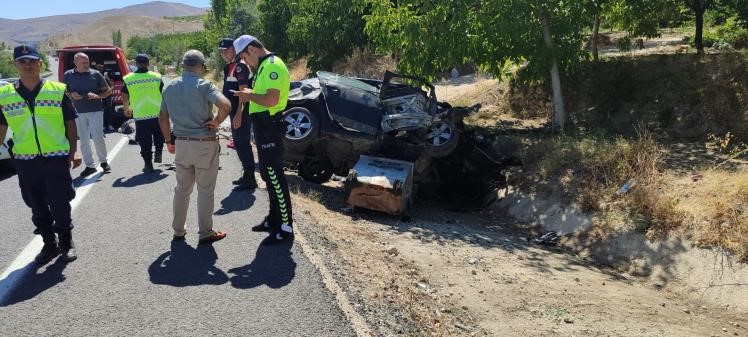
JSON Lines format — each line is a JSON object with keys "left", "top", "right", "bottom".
{"left": 230, "top": 110, "right": 256, "bottom": 173}
{"left": 14, "top": 156, "right": 76, "bottom": 242}
{"left": 251, "top": 112, "right": 293, "bottom": 229}
{"left": 135, "top": 118, "right": 164, "bottom": 161}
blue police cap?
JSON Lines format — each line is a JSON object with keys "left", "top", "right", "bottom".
{"left": 218, "top": 38, "right": 234, "bottom": 49}
{"left": 14, "top": 44, "right": 40, "bottom": 61}
{"left": 135, "top": 53, "right": 149, "bottom": 63}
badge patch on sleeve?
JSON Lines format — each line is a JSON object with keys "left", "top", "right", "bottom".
{"left": 269, "top": 72, "right": 278, "bottom": 80}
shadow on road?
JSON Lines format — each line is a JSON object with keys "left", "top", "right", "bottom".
{"left": 148, "top": 241, "right": 228, "bottom": 287}
{"left": 1, "top": 258, "right": 68, "bottom": 307}
{"left": 214, "top": 189, "right": 256, "bottom": 215}
{"left": 72, "top": 172, "right": 105, "bottom": 188}
{"left": 0, "top": 172, "right": 16, "bottom": 182}
{"left": 228, "top": 241, "right": 296, "bottom": 289}
{"left": 112, "top": 171, "right": 169, "bottom": 188}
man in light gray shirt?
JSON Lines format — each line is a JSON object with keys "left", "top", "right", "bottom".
{"left": 159, "top": 50, "right": 231, "bottom": 245}
{"left": 63, "top": 52, "right": 111, "bottom": 177}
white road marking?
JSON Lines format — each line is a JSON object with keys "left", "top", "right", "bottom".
{"left": 0, "top": 136, "right": 129, "bottom": 304}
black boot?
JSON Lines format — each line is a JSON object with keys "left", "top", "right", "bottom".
{"left": 251, "top": 216, "right": 277, "bottom": 232}
{"left": 232, "top": 173, "right": 246, "bottom": 185}
{"left": 143, "top": 161, "right": 154, "bottom": 173}
{"left": 154, "top": 152, "right": 163, "bottom": 163}
{"left": 234, "top": 171, "right": 258, "bottom": 190}
{"left": 58, "top": 231, "right": 77, "bottom": 262}
{"left": 35, "top": 235, "right": 60, "bottom": 265}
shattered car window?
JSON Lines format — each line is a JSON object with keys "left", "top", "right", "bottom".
{"left": 289, "top": 78, "right": 322, "bottom": 101}
{"left": 317, "top": 71, "right": 379, "bottom": 94}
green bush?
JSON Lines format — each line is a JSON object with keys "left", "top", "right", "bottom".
{"left": 0, "top": 51, "right": 14, "bottom": 78}
{"left": 691, "top": 16, "right": 748, "bottom": 50}
{"left": 716, "top": 17, "right": 748, "bottom": 49}
{"left": 617, "top": 35, "right": 633, "bottom": 51}
{"left": 690, "top": 29, "right": 720, "bottom": 48}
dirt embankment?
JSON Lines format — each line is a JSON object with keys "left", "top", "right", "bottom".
{"left": 290, "top": 175, "right": 748, "bottom": 337}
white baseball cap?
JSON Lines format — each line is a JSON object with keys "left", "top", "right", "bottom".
{"left": 232, "top": 35, "right": 257, "bottom": 58}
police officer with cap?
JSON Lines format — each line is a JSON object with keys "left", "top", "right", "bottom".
{"left": 123, "top": 53, "right": 165, "bottom": 173}
{"left": 218, "top": 38, "right": 257, "bottom": 190}
{"left": 233, "top": 35, "right": 293, "bottom": 245}
{"left": 0, "top": 45, "right": 82, "bottom": 263}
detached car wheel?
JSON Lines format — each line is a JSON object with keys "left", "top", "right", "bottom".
{"left": 425, "top": 119, "right": 460, "bottom": 158}
{"left": 298, "top": 157, "right": 334, "bottom": 184}
{"left": 283, "top": 107, "right": 319, "bottom": 146}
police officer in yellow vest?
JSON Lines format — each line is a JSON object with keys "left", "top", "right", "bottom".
{"left": 233, "top": 35, "right": 293, "bottom": 245}
{"left": 123, "top": 54, "right": 165, "bottom": 173}
{"left": 0, "top": 45, "right": 82, "bottom": 264}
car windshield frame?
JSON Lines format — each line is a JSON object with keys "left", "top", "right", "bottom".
{"left": 317, "top": 71, "right": 379, "bottom": 94}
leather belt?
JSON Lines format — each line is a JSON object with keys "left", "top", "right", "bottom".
{"left": 176, "top": 136, "right": 218, "bottom": 142}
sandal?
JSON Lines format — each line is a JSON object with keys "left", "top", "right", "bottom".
{"left": 198, "top": 231, "right": 227, "bottom": 244}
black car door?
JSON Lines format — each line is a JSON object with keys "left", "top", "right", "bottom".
{"left": 318, "top": 72, "right": 383, "bottom": 136}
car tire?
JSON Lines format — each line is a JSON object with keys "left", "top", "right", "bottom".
{"left": 424, "top": 119, "right": 460, "bottom": 158}
{"left": 298, "top": 156, "right": 333, "bottom": 184}
{"left": 283, "top": 107, "right": 319, "bottom": 146}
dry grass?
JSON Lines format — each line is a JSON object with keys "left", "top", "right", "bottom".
{"left": 287, "top": 57, "right": 310, "bottom": 81}
{"left": 331, "top": 48, "right": 398, "bottom": 79}
{"left": 519, "top": 130, "right": 748, "bottom": 261}
{"left": 669, "top": 169, "right": 748, "bottom": 261}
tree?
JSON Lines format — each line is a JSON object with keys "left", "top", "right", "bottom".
{"left": 683, "top": 0, "right": 716, "bottom": 54}
{"left": 586, "top": 0, "right": 609, "bottom": 61}
{"left": 722, "top": 0, "right": 748, "bottom": 27}
{"left": 112, "top": 29, "right": 123, "bottom": 47}
{"left": 204, "top": 0, "right": 238, "bottom": 47}
{"left": 363, "top": 0, "right": 587, "bottom": 132}
{"left": 126, "top": 32, "right": 210, "bottom": 68}
{"left": 0, "top": 52, "right": 14, "bottom": 79}
{"left": 227, "top": 0, "right": 261, "bottom": 38}
{"left": 287, "top": 0, "right": 369, "bottom": 70}
{"left": 258, "top": 0, "right": 293, "bottom": 57}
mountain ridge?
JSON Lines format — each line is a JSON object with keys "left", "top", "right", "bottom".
{"left": 0, "top": 1, "right": 207, "bottom": 44}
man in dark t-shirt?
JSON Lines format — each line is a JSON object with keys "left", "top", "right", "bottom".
{"left": 219, "top": 38, "right": 257, "bottom": 190}
{"left": 63, "top": 52, "right": 112, "bottom": 177}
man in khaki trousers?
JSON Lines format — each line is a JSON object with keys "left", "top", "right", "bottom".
{"left": 159, "top": 50, "right": 232, "bottom": 244}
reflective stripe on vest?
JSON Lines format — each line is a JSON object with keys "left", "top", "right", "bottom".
{"left": 123, "top": 71, "right": 162, "bottom": 120}
{"left": 0, "top": 81, "right": 69, "bottom": 157}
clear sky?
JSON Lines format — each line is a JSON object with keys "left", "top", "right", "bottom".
{"left": 1, "top": 0, "right": 211, "bottom": 20}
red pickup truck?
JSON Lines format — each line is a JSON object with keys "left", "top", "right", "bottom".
{"left": 57, "top": 45, "right": 131, "bottom": 127}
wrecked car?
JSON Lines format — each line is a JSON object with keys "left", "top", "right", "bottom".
{"left": 281, "top": 71, "right": 519, "bottom": 207}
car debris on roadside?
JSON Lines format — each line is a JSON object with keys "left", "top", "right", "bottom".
{"left": 280, "top": 70, "right": 521, "bottom": 213}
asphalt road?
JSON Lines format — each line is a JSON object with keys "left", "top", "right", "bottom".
{"left": 0, "top": 133, "right": 356, "bottom": 336}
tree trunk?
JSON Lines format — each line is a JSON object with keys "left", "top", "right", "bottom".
{"left": 541, "top": 10, "right": 566, "bottom": 133}
{"left": 591, "top": 11, "right": 601, "bottom": 61}
{"left": 694, "top": 7, "right": 706, "bottom": 54}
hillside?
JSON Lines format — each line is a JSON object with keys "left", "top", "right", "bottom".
{"left": 46, "top": 15, "right": 203, "bottom": 49}
{"left": 0, "top": 1, "right": 206, "bottom": 43}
